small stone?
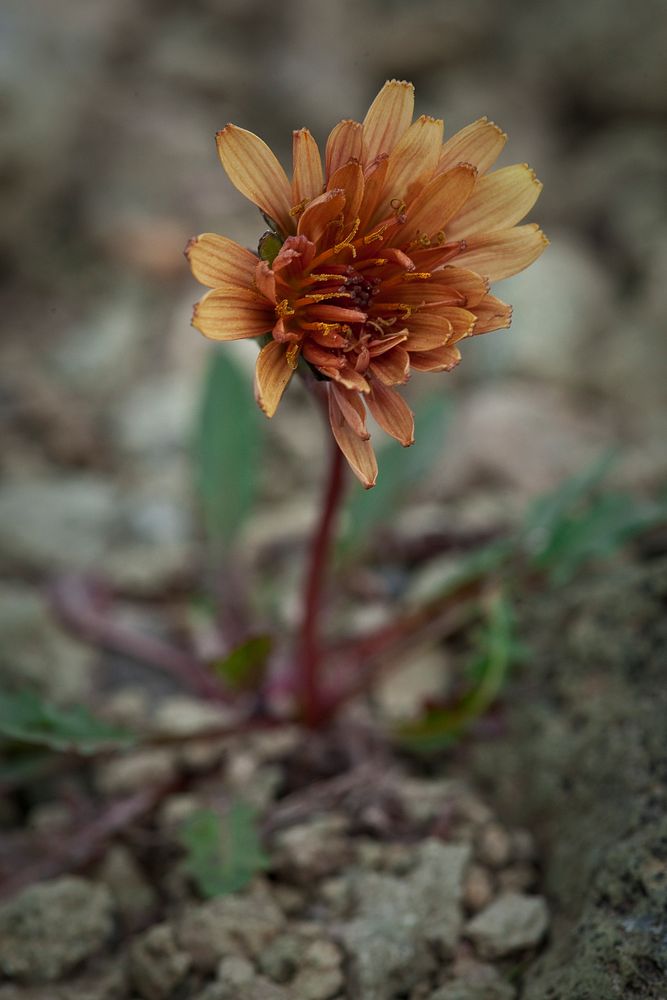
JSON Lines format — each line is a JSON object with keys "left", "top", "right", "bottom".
{"left": 0, "top": 877, "right": 114, "bottom": 982}
{"left": 128, "top": 923, "right": 191, "bottom": 1000}
{"left": 431, "top": 958, "right": 516, "bottom": 999}
{"left": 274, "top": 814, "right": 351, "bottom": 881}
{"left": 176, "top": 881, "right": 284, "bottom": 971}
{"left": 96, "top": 845, "right": 157, "bottom": 928}
{"left": 317, "top": 877, "right": 351, "bottom": 916}
{"left": 217, "top": 954, "right": 255, "bottom": 987}
{"left": 466, "top": 893, "right": 549, "bottom": 958}
{"left": 476, "top": 823, "right": 512, "bottom": 868}
{"left": 257, "top": 932, "right": 302, "bottom": 982}
{"left": 463, "top": 864, "right": 495, "bottom": 913}
{"left": 291, "top": 939, "right": 344, "bottom": 1000}
{"left": 272, "top": 883, "right": 306, "bottom": 916}
{"left": 96, "top": 749, "right": 177, "bottom": 797}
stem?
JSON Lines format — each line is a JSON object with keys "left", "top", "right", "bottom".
{"left": 298, "top": 416, "right": 346, "bottom": 726}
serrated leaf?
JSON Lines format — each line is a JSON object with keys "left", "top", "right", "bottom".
{"left": 340, "top": 391, "right": 451, "bottom": 554}
{"left": 0, "top": 690, "right": 134, "bottom": 754}
{"left": 195, "top": 348, "right": 264, "bottom": 551}
{"left": 397, "top": 593, "right": 516, "bottom": 752}
{"left": 210, "top": 634, "right": 273, "bottom": 691}
{"left": 179, "top": 802, "right": 269, "bottom": 898}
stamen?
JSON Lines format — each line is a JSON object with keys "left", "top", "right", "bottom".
{"left": 289, "top": 199, "right": 308, "bottom": 217}
{"left": 363, "top": 226, "right": 387, "bottom": 245}
{"left": 296, "top": 291, "right": 352, "bottom": 306}
{"left": 275, "top": 299, "right": 295, "bottom": 318}
{"left": 402, "top": 271, "right": 432, "bottom": 281}
{"left": 286, "top": 344, "right": 301, "bottom": 369}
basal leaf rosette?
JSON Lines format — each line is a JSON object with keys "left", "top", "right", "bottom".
{"left": 187, "top": 80, "right": 547, "bottom": 488}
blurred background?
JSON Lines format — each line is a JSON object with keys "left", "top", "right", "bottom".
{"left": 1, "top": 0, "right": 666, "bottom": 702}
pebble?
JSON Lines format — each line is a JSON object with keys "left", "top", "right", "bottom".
{"left": 95, "top": 749, "right": 177, "bottom": 797}
{"left": 128, "top": 923, "right": 191, "bottom": 1000}
{"left": 0, "top": 877, "right": 114, "bottom": 983}
{"left": 465, "top": 892, "right": 549, "bottom": 958}
{"left": 462, "top": 864, "right": 495, "bottom": 913}
{"left": 476, "top": 822, "right": 512, "bottom": 868}
{"left": 274, "top": 814, "right": 351, "bottom": 882}
{"left": 96, "top": 845, "right": 157, "bottom": 929}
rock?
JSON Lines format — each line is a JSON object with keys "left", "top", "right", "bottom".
{"left": 273, "top": 814, "right": 351, "bottom": 882}
{"left": 0, "top": 584, "right": 93, "bottom": 703}
{"left": 0, "top": 877, "right": 114, "bottom": 982}
{"left": 290, "top": 939, "right": 344, "bottom": 1000}
{"left": 128, "top": 923, "right": 191, "bottom": 1000}
{"left": 95, "top": 749, "right": 177, "bottom": 797}
{"left": 341, "top": 840, "right": 470, "bottom": 999}
{"left": 475, "top": 822, "right": 512, "bottom": 868}
{"left": 374, "top": 645, "right": 449, "bottom": 721}
{"left": 497, "top": 864, "right": 538, "bottom": 894}
{"left": 96, "top": 845, "right": 157, "bottom": 928}
{"left": 216, "top": 954, "right": 255, "bottom": 988}
{"left": 466, "top": 893, "right": 549, "bottom": 958}
{"left": 176, "top": 881, "right": 285, "bottom": 971}
{"left": 462, "top": 864, "right": 495, "bottom": 913}
{"left": 257, "top": 932, "right": 302, "bottom": 983}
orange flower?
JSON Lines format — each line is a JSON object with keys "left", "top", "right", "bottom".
{"left": 187, "top": 80, "right": 547, "bottom": 488}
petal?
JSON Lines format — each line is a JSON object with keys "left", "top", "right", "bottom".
{"left": 369, "top": 345, "right": 410, "bottom": 385}
{"left": 327, "top": 161, "right": 365, "bottom": 223}
{"left": 254, "top": 260, "right": 276, "bottom": 301}
{"left": 373, "top": 276, "right": 463, "bottom": 308}
{"left": 192, "top": 285, "right": 274, "bottom": 341}
{"left": 312, "top": 304, "right": 367, "bottom": 323}
{"left": 254, "top": 340, "right": 294, "bottom": 417}
{"left": 391, "top": 163, "right": 478, "bottom": 246}
{"left": 447, "top": 163, "right": 543, "bottom": 239}
{"left": 434, "top": 306, "right": 477, "bottom": 341}
{"left": 323, "top": 364, "right": 370, "bottom": 394}
{"left": 383, "top": 115, "right": 444, "bottom": 207}
{"left": 367, "top": 330, "right": 409, "bottom": 356}
{"left": 362, "top": 79, "right": 415, "bottom": 163}
{"left": 328, "top": 387, "right": 378, "bottom": 489}
{"left": 331, "top": 383, "right": 370, "bottom": 439}
{"left": 325, "top": 119, "right": 363, "bottom": 178}
{"left": 297, "top": 189, "right": 346, "bottom": 244}
{"left": 357, "top": 154, "right": 390, "bottom": 230}
{"left": 273, "top": 234, "right": 317, "bottom": 280}
{"left": 428, "top": 266, "right": 489, "bottom": 308}
{"left": 409, "top": 345, "right": 462, "bottom": 372}
{"left": 404, "top": 313, "right": 454, "bottom": 350}
{"left": 438, "top": 117, "right": 507, "bottom": 175}
{"left": 454, "top": 224, "right": 549, "bottom": 280}
{"left": 472, "top": 293, "right": 513, "bottom": 334}
{"left": 185, "top": 233, "right": 258, "bottom": 289}
{"left": 216, "top": 125, "right": 293, "bottom": 235}
{"left": 367, "top": 381, "right": 414, "bottom": 446}
{"left": 292, "top": 128, "right": 324, "bottom": 206}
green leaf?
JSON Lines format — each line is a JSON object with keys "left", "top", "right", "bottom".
{"left": 210, "top": 635, "right": 273, "bottom": 692}
{"left": 194, "top": 348, "right": 264, "bottom": 550}
{"left": 0, "top": 690, "right": 134, "bottom": 754}
{"left": 340, "top": 390, "right": 451, "bottom": 554}
{"left": 396, "top": 593, "right": 517, "bottom": 753}
{"left": 179, "top": 802, "right": 269, "bottom": 897}
{"left": 258, "top": 231, "right": 283, "bottom": 265}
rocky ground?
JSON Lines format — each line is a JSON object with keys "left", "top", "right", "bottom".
{"left": 1, "top": 0, "right": 666, "bottom": 997}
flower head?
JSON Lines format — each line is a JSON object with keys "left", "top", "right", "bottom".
{"left": 187, "top": 80, "right": 547, "bottom": 487}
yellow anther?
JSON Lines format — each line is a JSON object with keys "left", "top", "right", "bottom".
{"left": 308, "top": 273, "right": 346, "bottom": 282}
{"left": 289, "top": 199, "right": 308, "bottom": 217}
{"left": 434, "top": 230, "right": 447, "bottom": 245}
{"left": 286, "top": 344, "right": 300, "bottom": 369}
{"left": 403, "top": 271, "right": 432, "bottom": 281}
{"left": 363, "top": 227, "right": 387, "bottom": 245}
{"left": 390, "top": 198, "right": 407, "bottom": 216}
{"left": 275, "top": 299, "right": 295, "bottom": 318}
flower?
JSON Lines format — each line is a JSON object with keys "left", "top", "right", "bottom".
{"left": 187, "top": 80, "right": 547, "bottom": 488}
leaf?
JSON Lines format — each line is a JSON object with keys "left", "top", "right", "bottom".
{"left": 340, "top": 390, "right": 451, "bottom": 554}
{"left": 0, "top": 690, "right": 134, "bottom": 754}
{"left": 194, "top": 348, "right": 264, "bottom": 551}
{"left": 179, "top": 802, "right": 269, "bottom": 898}
{"left": 258, "top": 231, "right": 283, "bottom": 265}
{"left": 396, "top": 593, "right": 517, "bottom": 752}
{"left": 210, "top": 635, "right": 273, "bottom": 692}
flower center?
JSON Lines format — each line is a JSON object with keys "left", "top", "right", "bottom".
{"left": 341, "top": 267, "right": 381, "bottom": 311}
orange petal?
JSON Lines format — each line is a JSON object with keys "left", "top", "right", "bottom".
{"left": 362, "top": 79, "right": 415, "bottom": 163}
{"left": 427, "top": 266, "right": 489, "bottom": 308}
{"left": 323, "top": 364, "right": 370, "bottom": 394}
{"left": 331, "top": 383, "right": 370, "bottom": 440}
{"left": 254, "top": 339, "right": 294, "bottom": 417}
{"left": 373, "top": 276, "right": 463, "bottom": 307}
{"left": 325, "top": 119, "right": 363, "bottom": 178}
{"left": 472, "top": 294, "right": 513, "bottom": 334}
{"left": 369, "top": 346, "right": 410, "bottom": 385}
{"left": 357, "top": 154, "right": 390, "bottom": 230}
{"left": 313, "top": 304, "right": 367, "bottom": 323}
{"left": 367, "top": 381, "right": 414, "bottom": 446}
{"left": 292, "top": 128, "right": 324, "bottom": 206}
{"left": 327, "top": 161, "right": 365, "bottom": 223}
{"left": 297, "top": 188, "right": 346, "bottom": 244}
{"left": 447, "top": 164, "right": 543, "bottom": 239}
{"left": 328, "top": 387, "right": 378, "bottom": 489}
{"left": 192, "top": 285, "right": 274, "bottom": 341}
{"left": 254, "top": 260, "right": 276, "bottom": 302}
{"left": 454, "top": 224, "right": 549, "bottom": 280}
{"left": 409, "top": 345, "right": 462, "bottom": 372}
{"left": 404, "top": 313, "right": 454, "bottom": 350}
{"left": 383, "top": 115, "right": 444, "bottom": 207}
{"left": 185, "top": 233, "right": 258, "bottom": 289}
{"left": 434, "top": 306, "right": 477, "bottom": 341}
{"left": 216, "top": 125, "right": 293, "bottom": 235}
{"left": 438, "top": 117, "right": 507, "bottom": 175}
{"left": 391, "top": 163, "right": 478, "bottom": 246}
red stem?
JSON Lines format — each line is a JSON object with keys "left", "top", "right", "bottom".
{"left": 298, "top": 422, "right": 346, "bottom": 726}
